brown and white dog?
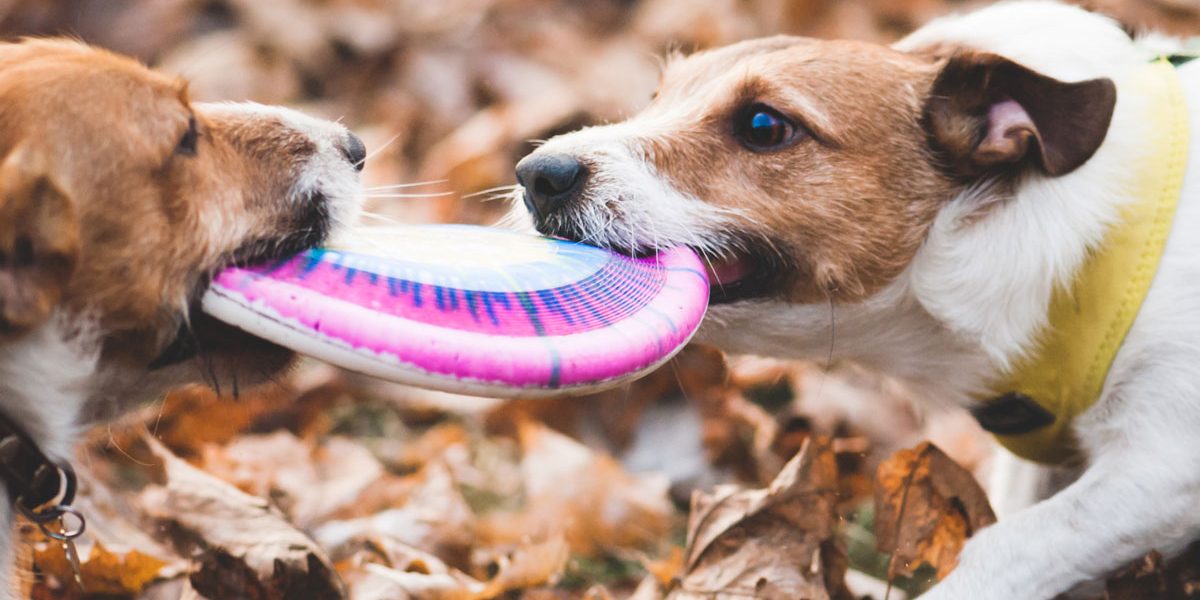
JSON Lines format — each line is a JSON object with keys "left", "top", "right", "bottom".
{"left": 0, "top": 39, "right": 362, "bottom": 595}
{"left": 515, "top": 2, "right": 1200, "bottom": 598}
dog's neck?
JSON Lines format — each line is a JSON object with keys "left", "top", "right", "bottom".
{"left": 0, "top": 314, "right": 98, "bottom": 463}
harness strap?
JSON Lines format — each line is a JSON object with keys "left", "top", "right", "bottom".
{"left": 0, "top": 412, "right": 78, "bottom": 522}
{"left": 978, "top": 58, "right": 1190, "bottom": 464}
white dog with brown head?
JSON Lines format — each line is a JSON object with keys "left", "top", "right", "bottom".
{"left": 515, "top": 2, "right": 1200, "bottom": 597}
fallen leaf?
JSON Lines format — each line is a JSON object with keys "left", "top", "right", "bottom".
{"left": 25, "top": 456, "right": 187, "bottom": 598}
{"left": 873, "top": 442, "right": 996, "bottom": 580}
{"left": 480, "top": 421, "right": 673, "bottom": 555}
{"left": 342, "top": 536, "right": 568, "bottom": 600}
{"left": 1104, "top": 542, "right": 1200, "bottom": 600}
{"left": 476, "top": 535, "right": 570, "bottom": 597}
{"left": 200, "top": 432, "right": 385, "bottom": 528}
{"left": 670, "top": 437, "right": 851, "bottom": 600}
{"left": 33, "top": 541, "right": 169, "bottom": 596}
{"left": 349, "top": 563, "right": 479, "bottom": 600}
{"left": 1106, "top": 551, "right": 1169, "bottom": 599}
{"left": 313, "top": 461, "right": 476, "bottom": 561}
{"left": 642, "top": 546, "right": 685, "bottom": 589}
{"left": 137, "top": 435, "right": 344, "bottom": 599}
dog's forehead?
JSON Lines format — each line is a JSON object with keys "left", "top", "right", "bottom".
{"left": 658, "top": 38, "right": 933, "bottom": 102}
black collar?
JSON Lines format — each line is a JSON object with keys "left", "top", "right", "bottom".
{"left": 0, "top": 412, "right": 77, "bottom": 524}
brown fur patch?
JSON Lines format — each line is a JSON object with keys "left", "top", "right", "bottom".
{"left": 0, "top": 39, "right": 325, "bottom": 373}
{"left": 635, "top": 37, "right": 955, "bottom": 302}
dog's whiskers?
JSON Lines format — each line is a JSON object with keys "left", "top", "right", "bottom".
{"left": 462, "top": 184, "right": 521, "bottom": 200}
{"left": 362, "top": 191, "right": 455, "bottom": 199}
{"left": 356, "top": 211, "right": 407, "bottom": 225}
{"left": 364, "top": 180, "right": 447, "bottom": 191}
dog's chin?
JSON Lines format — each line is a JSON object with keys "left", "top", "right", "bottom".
{"left": 189, "top": 311, "right": 296, "bottom": 384}
{"left": 148, "top": 301, "right": 296, "bottom": 391}
{"left": 150, "top": 212, "right": 331, "bottom": 383}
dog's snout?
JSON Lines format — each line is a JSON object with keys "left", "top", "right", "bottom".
{"left": 515, "top": 153, "right": 586, "bottom": 218}
{"left": 340, "top": 132, "right": 367, "bottom": 172}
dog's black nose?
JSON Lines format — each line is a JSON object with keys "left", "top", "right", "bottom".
{"left": 515, "top": 153, "right": 586, "bottom": 218}
{"left": 341, "top": 132, "right": 367, "bottom": 172}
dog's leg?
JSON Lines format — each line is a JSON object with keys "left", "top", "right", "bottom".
{"left": 986, "top": 447, "right": 1082, "bottom": 519}
{"left": 925, "top": 439, "right": 1200, "bottom": 599}
{"left": 985, "top": 448, "right": 1047, "bottom": 518}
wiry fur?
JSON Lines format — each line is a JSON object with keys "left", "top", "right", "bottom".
{"left": 527, "top": 124, "right": 754, "bottom": 263}
{"left": 515, "top": 2, "right": 1200, "bottom": 597}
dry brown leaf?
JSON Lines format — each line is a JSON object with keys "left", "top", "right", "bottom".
{"left": 313, "top": 461, "right": 476, "bottom": 561}
{"left": 1106, "top": 551, "right": 1170, "bottom": 599}
{"left": 137, "top": 435, "right": 344, "bottom": 599}
{"left": 157, "top": 30, "right": 301, "bottom": 104}
{"left": 26, "top": 459, "right": 187, "bottom": 598}
{"left": 200, "top": 432, "right": 385, "bottom": 528}
{"left": 1103, "top": 543, "right": 1200, "bottom": 600}
{"left": 642, "top": 546, "right": 685, "bottom": 588}
{"left": 134, "top": 384, "right": 294, "bottom": 457}
{"left": 480, "top": 421, "right": 673, "bottom": 554}
{"left": 33, "top": 541, "right": 169, "bottom": 596}
{"left": 336, "top": 536, "right": 467, "bottom": 598}
{"left": 342, "top": 536, "right": 568, "bottom": 600}
{"left": 670, "top": 437, "right": 850, "bottom": 600}
{"left": 874, "top": 442, "right": 996, "bottom": 581}
{"left": 336, "top": 535, "right": 452, "bottom": 574}
{"left": 476, "top": 535, "right": 569, "bottom": 597}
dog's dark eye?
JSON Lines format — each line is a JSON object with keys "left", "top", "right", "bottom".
{"left": 735, "top": 105, "right": 797, "bottom": 151}
{"left": 176, "top": 116, "right": 198, "bottom": 156}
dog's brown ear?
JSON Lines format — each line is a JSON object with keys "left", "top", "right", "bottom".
{"left": 923, "top": 51, "right": 1116, "bottom": 178}
{"left": 0, "top": 150, "right": 78, "bottom": 339}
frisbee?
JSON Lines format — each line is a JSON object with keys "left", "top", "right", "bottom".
{"left": 200, "top": 225, "right": 710, "bottom": 397}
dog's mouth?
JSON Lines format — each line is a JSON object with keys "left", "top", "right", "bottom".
{"left": 538, "top": 216, "right": 789, "bottom": 306}
{"left": 696, "top": 246, "right": 785, "bottom": 305}
{"left": 149, "top": 198, "right": 331, "bottom": 371}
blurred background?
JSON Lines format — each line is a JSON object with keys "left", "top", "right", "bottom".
{"left": 4, "top": 1, "right": 1199, "bottom": 599}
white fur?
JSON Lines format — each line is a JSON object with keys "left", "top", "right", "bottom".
{"left": 0, "top": 315, "right": 97, "bottom": 598}
{"left": 529, "top": 121, "right": 754, "bottom": 261}
{"left": 518, "top": 2, "right": 1200, "bottom": 597}
{"left": 0, "top": 314, "right": 98, "bottom": 465}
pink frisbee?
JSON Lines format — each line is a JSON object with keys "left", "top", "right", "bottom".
{"left": 201, "top": 225, "right": 710, "bottom": 397}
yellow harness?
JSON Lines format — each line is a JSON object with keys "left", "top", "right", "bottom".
{"left": 978, "top": 58, "right": 1190, "bottom": 464}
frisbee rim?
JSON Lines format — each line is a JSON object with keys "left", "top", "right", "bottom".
{"left": 201, "top": 283, "right": 702, "bottom": 399}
